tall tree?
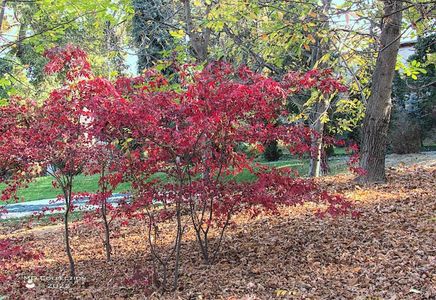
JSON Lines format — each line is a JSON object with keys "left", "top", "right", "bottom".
{"left": 181, "top": 0, "right": 212, "bottom": 63}
{"left": 308, "top": 0, "right": 332, "bottom": 177}
{"left": 0, "top": 0, "right": 131, "bottom": 100}
{"left": 132, "top": 0, "right": 174, "bottom": 72}
{"left": 358, "top": 0, "right": 403, "bottom": 183}
{"left": 104, "top": 20, "right": 127, "bottom": 77}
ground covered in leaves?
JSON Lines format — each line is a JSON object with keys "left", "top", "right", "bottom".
{"left": 1, "top": 161, "right": 435, "bottom": 299}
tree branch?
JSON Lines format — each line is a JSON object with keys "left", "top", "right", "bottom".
{"left": 0, "top": 9, "right": 106, "bottom": 54}
{"left": 223, "top": 25, "right": 283, "bottom": 74}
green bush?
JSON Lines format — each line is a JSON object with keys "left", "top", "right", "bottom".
{"left": 389, "top": 116, "right": 422, "bottom": 154}
{"left": 263, "top": 140, "right": 283, "bottom": 161}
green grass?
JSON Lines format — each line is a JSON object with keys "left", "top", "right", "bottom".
{"left": 0, "top": 174, "right": 131, "bottom": 204}
{"left": 0, "top": 210, "right": 85, "bottom": 225}
{"left": 0, "top": 158, "right": 348, "bottom": 204}
{"left": 223, "top": 157, "right": 348, "bottom": 182}
{"left": 422, "top": 144, "right": 436, "bottom": 152}
{"left": 332, "top": 146, "right": 347, "bottom": 156}
{"left": 260, "top": 157, "right": 348, "bottom": 177}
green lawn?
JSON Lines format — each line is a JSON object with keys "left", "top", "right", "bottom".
{"left": 0, "top": 209, "right": 85, "bottom": 225}
{"left": 0, "top": 157, "right": 348, "bottom": 204}
{"left": 254, "top": 157, "right": 347, "bottom": 178}
{"left": 0, "top": 174, "right": 131, "bottom": 204}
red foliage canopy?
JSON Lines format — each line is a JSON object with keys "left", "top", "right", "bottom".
{"left": 0, "top": 45, "right": 359, "bottom": 291}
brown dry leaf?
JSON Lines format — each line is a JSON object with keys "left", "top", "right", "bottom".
{"left": 0, "top": 163, "right": 435, "bottom": 299}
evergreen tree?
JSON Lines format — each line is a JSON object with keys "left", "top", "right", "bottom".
{"left": 132, "top": 0, "right": 174, "bottom": 72}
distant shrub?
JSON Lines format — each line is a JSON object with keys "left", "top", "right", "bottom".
{"left": 263, "top": 140, "right": 283, "bottom": 161}
{"left": 325, "top": 144, "right": 335, "bottom": 157}
{"left": 389, "top": 116, "right": 422, "bottom": 154}
{"left": 235, "top": 142, "right": 261, "bottom": 159}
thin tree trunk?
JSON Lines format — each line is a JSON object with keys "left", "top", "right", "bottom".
{"left": 63, "top": 178, "right": 76, "bottom": 283}
{"left": 64, "top": 207, "right": 75, "bottom": 283}
{"left": 15, "top": 15, "right": 31, "bottom": 65}
{"left": 100, "top": 167, "right": 112, "bottom": 261}
{"left": 358, "top": 0, "right": 403, "bottom": 183}
{"left": 102, "top": 200, "right": 111, "bottom": 261}
{"left": 0, "top": 0, "right": 6, "bottom": 33}
{"left": 308, "top": 0, "right": 331, "bottom": 177}
{"left": 172, "top": 200, "right": 183, "bottom": 291}
{"left": 309, "top": 101, "right": 326, "bottom": 177}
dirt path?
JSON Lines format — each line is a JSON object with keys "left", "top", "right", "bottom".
{"left": 385, "top": 151, "right": 436, "bottom": 167}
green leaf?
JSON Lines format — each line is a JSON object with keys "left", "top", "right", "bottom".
{"left": 169, "top": 30, "right": 186, "bottom": 39}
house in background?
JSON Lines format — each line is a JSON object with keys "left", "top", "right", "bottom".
{"left": 399, "top": 39, "right": 417, "bottom": 64}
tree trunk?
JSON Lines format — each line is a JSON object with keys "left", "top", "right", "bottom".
{"left": 358, "top": 0, "right": 403, "bottom": 183}
{"left": 64, "top": 205, "right": 75, "bottom": 283}
{"left": 63, "top": 179, "right": 76, "bottom": 283}
{"left": 102, "top": 195, "right": 112, "bottom": 262}
{"left": 16, "top": 19, "right": 28, "bottom": 61}
{"left": 308, "top": 0, "right": 331, "bottom": 177}
{"left": 100, "top": 167, "right": 112, "bottom": 262}
{"left": 309, "top": 100, "right": 326, "bottom": 177}
{"left": 0, "top": 0, "right": 6, "bottom": 33}
{"left": 182, "top": 0, "right": 210, "bottom": 63}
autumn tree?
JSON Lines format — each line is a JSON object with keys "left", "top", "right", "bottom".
{"left": 357, "top": 0, "right": 403, "bottom": 182}
{"left": 132, "top": 0, "right": 175, "bottom": 72}
{"left": 86, "top": 59, "right": 353, "bottom": 291}
{"left": 328, "top": 0, "right": 434, "bottom": 183}
{"left": 1, "top": 42, "right": 357, "bottom": 293}
{"left": 0, "top": 45, "right": 110, "bottom": 281}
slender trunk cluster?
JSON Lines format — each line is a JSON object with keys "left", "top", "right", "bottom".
{"left": 146, "top": 192, "right": 184, "bottom": 292}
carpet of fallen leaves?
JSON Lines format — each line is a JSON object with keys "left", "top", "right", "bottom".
{"left": 0, "top": 163, "right": 435, "bottom": 300}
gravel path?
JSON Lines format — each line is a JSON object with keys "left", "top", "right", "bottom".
{"left": 0, "top": 193, "right": 129, "bottom": 220}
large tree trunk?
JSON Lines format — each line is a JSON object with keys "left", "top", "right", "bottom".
{"left": 358, "top": 0, "right": 403, "bottom": 183}
{"left": 182, "top": 0, "right": 211, "bottom": 63}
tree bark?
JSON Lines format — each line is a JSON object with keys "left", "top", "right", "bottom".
{"left": 309, "top": 100, "right": 326, "bottom": 177}
{"left": 182, "top": 0, "right": 210, "bottom": 63}
{"left": 0, "top": 0, "right": 6, "bottom": 33}
{"left": 358, "top": 0, "right": 403, "bottom": 183}
{"left": 100, "top": 167, "right": 112, "bottom": 262}
{"left": 63, "top": 177, "right": 76, "bottom": 283}
{"left": 308, "top": 0, "right": 331, "bottom": 177}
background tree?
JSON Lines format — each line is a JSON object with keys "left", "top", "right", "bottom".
{"left": 132, "top": 0, "right": 175, "bottom": 72}
{"left": 358, "top": 0, "right": 403, "bottom": 183}
{"left": 0, "top": 0, "right": 132, "bottom": 100}
{"left": 358, "top": 0, "right": 434, "bottom": 183}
